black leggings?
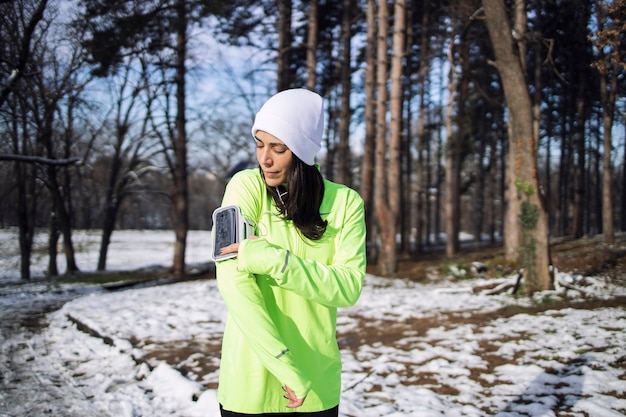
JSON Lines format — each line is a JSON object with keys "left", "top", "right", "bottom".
{"left": 219, "top": 404, "right": 339, "bottom": 417}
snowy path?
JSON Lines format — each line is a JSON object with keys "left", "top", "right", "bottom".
{"left": 0, "top": 294, "right": 86, "bottom": 415}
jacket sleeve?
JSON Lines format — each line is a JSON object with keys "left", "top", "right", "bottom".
{"left": 215, "top": 173, "right": 312, "bottom": 398}
{"left": 238, "top": 190, "right": 366, "bottom": 308}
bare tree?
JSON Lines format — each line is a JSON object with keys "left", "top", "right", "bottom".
{"left": 443, "top": 9, "right": 460, "bottom": 257}
{"left": 590, "top": 0, "right": 624, "bottom": 244}
{"left": 374, "top": 0, "right": 405, "bottom": 276}
{"left": 0, "top": 0, "right": 48, "bottom": 109}
{"left": 389, "top": 0, "right": 406, "bottom": 240}
{"left": 336, "top": 0, "right": 353, "bottom": 187}
{"left": 414, "top": 1, "right": 432, "bottom": 256}
{"left": 0, "top": 0, "right": 50, "bottom": 280}
{"left": 360, "top": 0, "right": 377, "bottom": 263}
{"left": 96, "top": 58, "right": 162, "bottom": 270}
{"left": 374, "top": 0, "right": 392, "bottom": 275}
{"left": 482, "top": 0, "right": 552, "bottom": 294}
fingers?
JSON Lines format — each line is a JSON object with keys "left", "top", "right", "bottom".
{"left": 282, "top": 385, "right": 305, "bottom": 408}
{"left": 218, "top": 236, "right": 259, "bottom": 255}
{"left": 219, "top": 242, "right": 240, "bottom": 255}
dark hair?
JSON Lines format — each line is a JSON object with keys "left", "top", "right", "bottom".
{"left": 262, "top": 156, "right": 327, "bottom": 240}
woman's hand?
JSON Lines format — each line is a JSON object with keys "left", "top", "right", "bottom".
{"left": 219, "top": 236, "right": 258, "bottom": 256}
{"left": 282, "top": 385, "right": 306, "bottom": 408}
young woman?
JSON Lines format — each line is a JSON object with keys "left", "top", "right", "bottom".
{"left": 215, "top": 88, "right": 366, "bottom": 416}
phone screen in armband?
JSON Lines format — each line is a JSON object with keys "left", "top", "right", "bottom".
{"left": 211, "top": 205, "right": 253, "bottom": 261}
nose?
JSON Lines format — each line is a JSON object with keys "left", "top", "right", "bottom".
{"left": 258, "top": 147, "right": 272, "bottom": 166}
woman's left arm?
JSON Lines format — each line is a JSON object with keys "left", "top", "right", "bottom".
{"left": 237, "top": 191, "right": 366, "bottom": 308}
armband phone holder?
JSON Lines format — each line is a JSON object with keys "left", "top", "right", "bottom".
{"left": 211, "top": 205, "right": 254, "bottom": 261}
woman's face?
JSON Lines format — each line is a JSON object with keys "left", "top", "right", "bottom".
{"left": 255, "top": 130, "right": 294, "bottom": 187}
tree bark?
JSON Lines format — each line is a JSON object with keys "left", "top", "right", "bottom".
{"left": 444, "top": 21, "right": 460, "bottom": 257}
{"left": 337, "top": 0, "right": 353, "bottom": 187}
{"left": 592, "top": 0, "right": 619, "bottom": 244}
{"left": 360, "top": 0, "right": 377, "bottom": 263}
{"left": 374, "top": 0, "right": 394, "bottom": 276}
{"left": 306, "top": 0, "right": 318, "bottom": 91}
{"left": 600, "top": 71, "right": 615, "bottom": 244}
{"left": 389, "top": 0, "right": 405, "bottom": 226}
{"left": 482, "top": 0, "right": 552, "bottom": 294}
{"left": 277, "top": 0, "right": 293, "bottom": 91}
{"left": 414, "top": 1, "right": 430, "bottom": 255}
{"left": 622, "top": 106, "right": 626, "bottom": 232}
{"left": 13, "top": 106, "right": 36, "bottom": 280}
{"left": 171, "top": 0, "right": 189, "bottom": 277}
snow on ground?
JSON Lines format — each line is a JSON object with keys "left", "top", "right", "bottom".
{"left": 0, "top": 229, "right": 625, "bottom": 417}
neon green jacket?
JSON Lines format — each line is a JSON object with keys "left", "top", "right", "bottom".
{"left": 215, "top": 168, "right": 366, "bottom": 414}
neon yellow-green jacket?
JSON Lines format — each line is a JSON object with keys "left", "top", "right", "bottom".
{"left": 215, "top": 168, "right": 366, "bottom": 414}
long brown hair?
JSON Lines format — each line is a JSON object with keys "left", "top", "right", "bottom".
{"left": 262, "top": 156, "right": 327, "bottom": 240}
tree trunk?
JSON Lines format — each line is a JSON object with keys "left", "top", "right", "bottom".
{"left": 572, "top": 92, "right": 586, "bottom": 238}
{"left": 361, "top": 0, "right": 377, "bottom": 264}
{"left": 47, "top": 164, "right": 79, "bottom": 274}
{"left": 171, "top": 0, "right": 189, "bottom": 277}
{"left": 13, "top": 114, "right": 36, "bottom": 280}
{"left": 277, "top": 0, "right": 293, "bottom": 91}
{"left": 40, "top": 96, "right": 78, "bottom": 275}
{"left": 97, "top": 133, "right": 124, "bottom": 271}
{"left": 600, "top": 72, "right": 615, "bottom": 244}
{"left": 622, "top": 107, "right": 626, "bottom": 232}
{"left": 592, "top": 0, "right": 618, "bottom": 244}
{"left": 389, "top": 0, "right": 405, "bottom": 226}
{"left": 486, "top": 132, "right": 497, "bottom": 243}
{"left": 444, "top": 22, "right": 460, "bottom": 257}
{"left": 47, "top": 210, "right": 59, "bottom": 277}
{"left": 482, "top": 0, "right": 552, "bottom": 294}
{"left": 337, "top": 0, "right": 352, "bottom": 187}
{"left": 306, "top": 0, "right": 318, "bottom": 91}
{"left": 414, "top": 1, "right": 430, "bottom": 255}
{"left": 374, "top": 0, "right": 394, "bottom": 276}
{"left": 503, "top": 125, "right": 521, "bottom": 259}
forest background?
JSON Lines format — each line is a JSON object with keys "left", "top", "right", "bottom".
{"left": 0, "top": 0, "right": 624, "bottom": 292}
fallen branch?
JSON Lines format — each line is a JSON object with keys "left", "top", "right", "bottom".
{"left": 66, "top": 313, "right": 114, "bottom": 346}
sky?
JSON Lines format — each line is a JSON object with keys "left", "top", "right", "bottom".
{"left": 0, "top": 229, "right": 625, "bottom": 417}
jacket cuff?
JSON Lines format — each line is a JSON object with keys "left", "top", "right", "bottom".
{"left": 238, "top": 238, "right": 288, "bottom": 276}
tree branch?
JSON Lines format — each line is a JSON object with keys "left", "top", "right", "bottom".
{"left": 0, "top": 154, "right": 81, "bottom": 166}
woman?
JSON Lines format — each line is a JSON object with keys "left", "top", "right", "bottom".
{"left": 215, "top": 88, "right": 366, "bottom": 416}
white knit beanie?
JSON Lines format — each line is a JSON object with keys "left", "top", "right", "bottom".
{"left": 251, "top": 88, "right": 324, "bottom": 166}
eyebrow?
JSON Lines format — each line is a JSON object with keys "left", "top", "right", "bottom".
{"left": 254, "top": 137, "right": 289, "bottom": 148}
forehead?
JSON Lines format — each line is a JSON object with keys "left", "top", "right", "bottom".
{"left": 255, "top": 130, "right": 287, "bottom": 146}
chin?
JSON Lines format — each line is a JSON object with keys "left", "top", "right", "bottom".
{"left": 264, "top": 179, "right": 283, "bottom": 187}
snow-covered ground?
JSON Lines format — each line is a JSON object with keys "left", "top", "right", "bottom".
{"left": 0, "top": 229, "right": 625, "bottom": 417}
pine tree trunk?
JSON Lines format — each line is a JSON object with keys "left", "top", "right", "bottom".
{"left": 337, "top": 0, "right": 352, "bottom": 187}
{"left": 415, "top": 1, "right": 430, "bottom": 255}
{"left": 598, "top": 69, "right": 616, "bottom": 244}
{"left": 374, "top": 0, "right": 395, "bottom": 276}
{"left": 361, "top": 0, "right": 377, "bottom": 264}
{"left": 389, "top": 0, "right": 405, "bottom": 225}
{"left": 482, "top": 0, "right": 552, "bottom": 294}
{"left": 277, "top": 0, "right": 293, "bottom": 91}
{"left": 306, "top": 0, "right": 318, "bottom": 91}
{"left": 444, "top": 24, "right": 460, "bottom": 257}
